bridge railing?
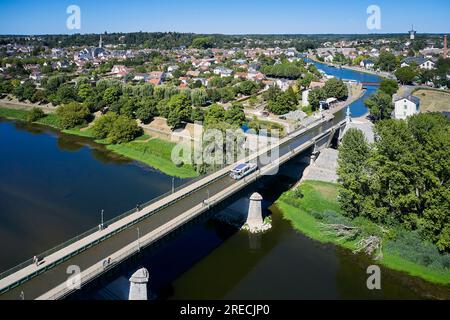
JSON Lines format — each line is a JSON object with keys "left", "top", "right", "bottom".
{"left": 0, "top": 169, "right": 229, "bottom": 283}
{"left": 43, "top": 120, "right": 345, "bottom": 300}
{"left": 0, "top": 114, "right": 339, "bottom": 289}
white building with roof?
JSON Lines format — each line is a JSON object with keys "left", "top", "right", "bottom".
{"left": 393, "top": 95, "right": 420, "bottom": 120}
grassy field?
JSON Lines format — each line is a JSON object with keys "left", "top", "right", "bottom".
{"left": 413, "top": 89, "right": 450, "bottom": 113}
{"left": 0, "top": 106, "right": 60, "bottom": 128}
{"left": 275, "top": 180, "right": 450, "bottom": 285}
{"left": 0, "top": 106, "right": 198, "bottom": 178}
{"left": 107, "top": 139, "right": 198, "bottom": 178}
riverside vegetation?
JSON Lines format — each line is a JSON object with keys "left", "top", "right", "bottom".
{"left": 0, "top": 105, "right": 198, "bottom": 178}
{"left": 276, "top": 112, "right": 450, "bottom": 285}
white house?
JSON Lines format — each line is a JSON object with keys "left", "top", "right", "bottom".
{"left": 276, "top": 79, "right": 292, "bottom": 92}
{"left": 323, "top": 54, "right": 334, "bottom": 63}
{"left": 111, "top": 65, "right": 130, "bottom": 78}
{"left": 213, "top": 67, "right": 233, "bottom": 78}
{"left": 302, "top": 89, "right": 311, "bottom": 107}
{"left": 360, "top": 59, "right": 375, "bottom": 69}
{"left": 393, "top": 95, "right": 420, "bottom": 120}
{"left": 401, "top": 57, "right": 436, "bottom": 70}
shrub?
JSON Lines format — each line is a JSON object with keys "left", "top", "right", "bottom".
{"left": 107, "top": 115, "right": 142, "bottom": 144}
{"left": 91, "top": 112, "right": 118, "bottom": 139}
{"left": 27, "top": 107, "right": 45, "bottom": 122}
{"left": 56, "top": 102, "right": 90, "bottom": 129}
{"left": 385, "top": 229, "right": 450, "bottom": 271}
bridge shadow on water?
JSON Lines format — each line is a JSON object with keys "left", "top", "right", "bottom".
{"left": 67, "top": 146, "right": 317, "bottom": 300}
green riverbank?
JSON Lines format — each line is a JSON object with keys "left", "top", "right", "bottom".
{"left": 0, "top": 106, "right": 198, "bottom": 179}
{"left": 275, "top": 180, "right": 450, "bottom": 286}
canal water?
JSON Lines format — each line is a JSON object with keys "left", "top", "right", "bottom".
{"left": 1, "top": 64, "right": 448, "bottom": 299}
{"left": 305, "top": 58, "right": 381, "bottom": 118}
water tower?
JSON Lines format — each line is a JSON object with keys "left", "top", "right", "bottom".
{"left": 409, "top": 25, "right": 417, "bottom": 40}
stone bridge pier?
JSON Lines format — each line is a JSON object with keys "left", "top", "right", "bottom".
{"left": 129, "top": 268, "right": 150, "bottom": 300}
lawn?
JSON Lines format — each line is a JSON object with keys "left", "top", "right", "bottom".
{"left": 413, "top": 89, "right": 450, "bottom": 113}
{"left": 106, "top": 139, "right": 198, "bottom": 179}
{"left": 0, "top": 106, "right": 60, "bottom": 128}
{"left": 275, "top": 180, "right": 450, "bottom": 285}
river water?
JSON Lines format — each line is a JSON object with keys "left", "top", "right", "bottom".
{"left": 0, "top": 120, "right": 188, "bottom": 272}
{"left": 1, "top": 63, "right": 449, "bottom": 299}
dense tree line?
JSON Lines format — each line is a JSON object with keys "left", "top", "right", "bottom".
{"left": 337, "top": 113, "right": 450, "bottom": 252}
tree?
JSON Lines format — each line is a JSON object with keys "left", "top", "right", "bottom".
{"left": 91, "top": 112, "right": 118, "bottom": 139}
{"left": 56, "top": 102, "right": 90, "bottom": 129}
{"left": 235, "top": 80, "right": 260, "bottom": 96}
{"left": 379, "top": 79, "right": 399, "bottom": 96}
{"left": 77, "top": 83, "right": 94, "bottom": 102}
{"left": 190, "top": 88, "right": 208, "bottom": 107}
{"left": 337, "top": 128, "right": 371, "bottom": 219}
{"left": 298, "top": 73, "right": 315, "bottom": 89}
{"left": 262, "top": 63, "right": 303, "bottom": 79}
{"left": 27, "top": 107, "right": 45, "bottom": 122}
{"left": 336, "top": 113, "right": 450, "bottom": 251}
{"left": 225, "top": 103, "right": 246, "bottom": 127}
{"left": 166, "top": 94, "right": 192, "bottom": 129}
{"left": 103, "top": 86, "right": 121, "bottom": 105}
{"left": 167, "top": 108, "right": 183, "bottom": 129}
{"left": 136, "top": 97, "right": 157, "bottom": 124}
{"left": 375, "top": 51, "right": 399, "bottom": 72}
{"left": 364, "top": 90, "right": 393, "bottom": 121}
{"left": 191, "top": 107, "right": 205, "bottom": 123}
{"left": 13, "top": 81, "right": 37, "bottom": 102}
{"left": 191, "top": 37, "right": 214, "bottom": 49}
{"left": 395, "top": 66, "right": 418, "bottom": 85}
{"left": 308, "top": 87, "right": 326, "bottom": 111}
{"left": 204, "top": 103, "right": 226, "bottom": 127}
{"left": 54, "top": 84, "right": 77, "bottom": 104}
{"left": 323, "top": 78, "right": 348, "bottom": 100}
{"left": 107, "top": 115, "right": 142, "bottom": 144}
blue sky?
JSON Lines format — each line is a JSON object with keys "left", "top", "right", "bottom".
{"left": 0, "top": 0, "right": 449, "bottom": 35}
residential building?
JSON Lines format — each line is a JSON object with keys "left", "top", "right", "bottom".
{"left": 393, "top": 95, "right": 420, "bottom": 120}
{"left": 401, "top": 57, "right": 436, "bottom": 70}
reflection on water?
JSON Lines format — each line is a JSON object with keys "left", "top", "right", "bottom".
{"left": 0, "top": 119, "right": 189, "bottom": 272}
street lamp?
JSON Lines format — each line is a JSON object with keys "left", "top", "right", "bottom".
{"left": 172, "top": 177, "right": 175, "bottom": 194}
{"left": 137, "top": 227, "right": 141, "bottom": 252}
{"left": 100, "top": 209, "right": 104, "bottom": 230}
